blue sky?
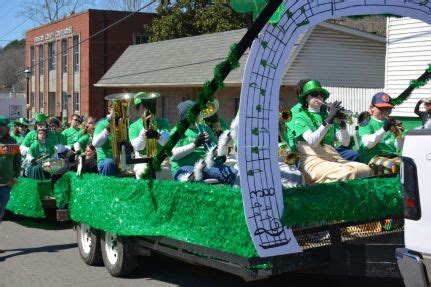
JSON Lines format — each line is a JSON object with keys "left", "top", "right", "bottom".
{"left": 0, "top": 0, "right": 155, "bottom": 47}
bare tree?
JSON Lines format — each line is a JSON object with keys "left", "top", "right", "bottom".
{"left": 20, "top": 0, "right": 91, "bottom": 25}
{"left": 106, "top": 0, "right": 153, "bottom": 11}
{"left": 0, "top": 47, "right": 26, "bottom": 92}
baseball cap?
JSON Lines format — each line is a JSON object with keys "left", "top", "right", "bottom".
{"left": 371, "top": 92, "right": 394, "bottom": 108}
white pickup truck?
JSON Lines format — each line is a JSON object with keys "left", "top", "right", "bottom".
{"left": 397, "top": 128, "right": 431, "bottom": 287}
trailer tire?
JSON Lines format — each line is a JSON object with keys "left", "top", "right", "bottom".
{"left": 101, "top": 231, "right": 138, "bottom": 277}
{"left": 76, "top": 223, "right": 102, "bottom": 266}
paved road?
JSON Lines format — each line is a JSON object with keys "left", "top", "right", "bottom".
{"left": 0, "top": 216, "right": 404, "bottom": 287}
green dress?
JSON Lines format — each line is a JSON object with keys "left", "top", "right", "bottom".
{"left": 27, "top": 140, "right": 56, "bottom": 180}
{"left": 21, "top": 130, "right": 58, "bottom": 148}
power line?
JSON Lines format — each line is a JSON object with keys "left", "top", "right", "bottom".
{"left": 18, "top": 1, "right": 157, "bottom": 76}
{"left": 0, "top": 18, "right": 31, "bottom": 41}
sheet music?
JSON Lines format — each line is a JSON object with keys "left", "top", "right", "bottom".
{"left": 238, "top": 0, "right": 431, "bottom": 257}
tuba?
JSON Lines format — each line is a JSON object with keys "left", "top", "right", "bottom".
{"left": 197, "top": 100, "right": 219, "bottom": 150}
{"left": 278, "top": 107, "right": 298, "bottom": 165}
{"left": 105, "top": 93, "right": 134, "bottom": 172}
{"left": 143, "top": 109, "right": 158, "bottom": 158}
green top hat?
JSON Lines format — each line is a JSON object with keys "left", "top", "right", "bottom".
{"left": 299, "top": 80, "right": 329, "bottom": 103}
{"left": 0, "top": 115, "right": 10, "bottom": 127}
{"left": 34, "top": 113, "right": 47, "bottom": 123}
{"left": 14, "top": 117, "right": 30, "bottom": 126}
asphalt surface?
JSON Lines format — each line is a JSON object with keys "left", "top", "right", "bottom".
{"left": 0, "top": 215, "right": 404, "bottom": 287}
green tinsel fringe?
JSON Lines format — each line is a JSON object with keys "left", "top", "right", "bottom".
{"left": 391, "top": 64, "right": 431, "bottom": 106}
{"left": 6, "top": 178, "right": 49, "bottom": 218}
{"left": 281, "top": 176, "right": 403, "bottom": 226}
{"left": 53, "top": 172, "right": 74, "bottom": 208}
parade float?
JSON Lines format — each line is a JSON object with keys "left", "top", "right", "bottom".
{"left": 6, "top": 0, "right": 431, "bottom": 281}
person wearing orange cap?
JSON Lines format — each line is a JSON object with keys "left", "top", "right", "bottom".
{"left": 358, "top": 92, "right": 404, "bottom": 175}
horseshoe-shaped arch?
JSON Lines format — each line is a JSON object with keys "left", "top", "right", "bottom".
{"left": 238, "top": 0, "right": 431, "bottom": 257}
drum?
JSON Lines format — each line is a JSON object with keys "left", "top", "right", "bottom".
{"left": 42, "top": 159, "right": 67, "bottom": 174}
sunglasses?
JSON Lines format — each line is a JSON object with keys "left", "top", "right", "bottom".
{"left": 376, "top": 106, "right": 392, "bottom": 111}
{"left": 308, "top": 92, "right": 324, "bottom": 98}
{"left": 72, "top": 118, "right": 81, "bottom": 122}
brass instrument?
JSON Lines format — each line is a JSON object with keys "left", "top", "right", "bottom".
{"left": 278, "top": 107, "right": 298, "bottom": 165}
{"left": 316, "top": 100, "right": 358, "bottom": 125}
{"left": 143, "top": 109, "right": 158, "bottom": 158}
{"left": 105, "top": 93, "right": 134, "bottom": 172}
{"left": 383, "top": 115, "right": 405, "bottom": 139}
{"left": 197, "top": 100, "right": 219, "bottom": 150}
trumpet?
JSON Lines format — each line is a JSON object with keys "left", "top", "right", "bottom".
{"left": 383, "top": 116, "right": 405, "bottom": 139}
{"left": 316, "top": 100, "right": 358, "bottom": 124}
{"left": 143, "top": 109, "right": 158, "bottom": 158}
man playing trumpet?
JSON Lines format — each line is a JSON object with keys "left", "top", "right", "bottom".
{"left": 358, "top": 92, "right": 404, "bottom": 175}
{"left": 129, "top": 92, "right": 170, "bottom": 179}
{"left": 292, "top": 80, "right": 371, "bottom": 184}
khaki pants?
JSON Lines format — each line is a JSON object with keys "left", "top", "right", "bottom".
{"left": 296, "top": 142, "right": 371, "bottom": 184}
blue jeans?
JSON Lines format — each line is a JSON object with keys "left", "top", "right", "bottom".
{"left": 98, "top": 158, "right": 119, "bottom": 176}
{"left": 174, "top": 164, "right": 238, "bottom": 185}
{"left": 0, "top": 186, "right": 11, "bottom": 223}
{"left": 336, "top": 147, "right": 360, "bottom": 162}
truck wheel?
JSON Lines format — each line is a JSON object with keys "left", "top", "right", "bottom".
{"left": 101, "top": 231, "right": 138, "bottom": 277}
{"left": 76, "top": 223, "right": 102, "bottom": 266}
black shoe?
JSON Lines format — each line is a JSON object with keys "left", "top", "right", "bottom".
{"left": 0, "top": 249, "right": 4, "bottom": 253}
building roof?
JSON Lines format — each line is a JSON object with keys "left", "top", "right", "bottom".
{"left": 95, "top": 22, "right": 385, "bottom": 88}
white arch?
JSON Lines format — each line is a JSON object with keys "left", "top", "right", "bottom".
{"left": 238, "top": 0, "right": 431, "bottom": 257}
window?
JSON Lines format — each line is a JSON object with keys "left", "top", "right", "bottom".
{"left": 38, "top": 45, "right": 44, "bottom": 75}
{"left": 38, "top": 91, "right": 43, "bottom": 112}
{"left": 62, "top": 92, "right": 68, "bottom": 110}
{"left": 133, "top": 33, "right": 148, "bottom": 45}
{"left": 73, "top": 92, "right": 80, "bottom": 112}
{"left": 73, "top": 36, "right": 80, "bottom": 73}
{"left": 30, "top": 46, "right": 35, "bottom": 75}
{"left": 61, "top": 39, "right": 67, "bottom": 74}
{"left": 48, "top": 42, "right": 56, "bottom": 71}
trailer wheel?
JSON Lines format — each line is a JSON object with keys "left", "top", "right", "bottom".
{"left": 76, "top": 223, "right": 102, "bottom": 266}
{"left": 101, "top": 231, "right": 138, "bottom": 277}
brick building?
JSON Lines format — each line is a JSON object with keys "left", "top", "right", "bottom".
{"left": 25, "top": 9, "right": 155, "bottom": 120}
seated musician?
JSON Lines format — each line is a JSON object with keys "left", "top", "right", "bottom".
{"left": 21, "top": 113, "right": 58, "bottom": 156}
{"left": 26, "top": 127, "right": 57, "bottom": 180}
{"left": 358, "top": 92, "right": 404, "bottom": 175}
{"left": 62, "top": 114, "right": 82, "bottom": 148}
{"left": 129, "top": 92, "right": 170, "bottom": 179}
{"left": 10, "top": 118, "right": 30, "bottom": 145}
{"left": 74, "top": 116, "right": 96, "bottom": 153}
{"left": 292, "top": 80, "right": 371, "bottom": 184}
{"left": 414, "top": 97, "right": 431, "bottom": 129}
{"left": 92, "top": 101, "right": 118, "bottom": 176}
{"left": 49, "top": 117, "right": 67, "bottom": 155}
{"left": 171, "top": 100, "right": 238, "bottom": 185}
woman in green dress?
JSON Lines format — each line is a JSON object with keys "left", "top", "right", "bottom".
{"left": 25, "top": 128, "right": 56, "bottom": 180}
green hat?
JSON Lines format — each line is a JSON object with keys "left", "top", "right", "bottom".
{"left": 34, "top": 113, "right": 47, "bottom": 123}
{"left": 14, "top": 117, "right": 30, "bottom": 126}
{"left": 0, "top": 115, "right": 9, "bottom": 127}
{"left": 299, "top": 80, "right": 329, "bottom": 103}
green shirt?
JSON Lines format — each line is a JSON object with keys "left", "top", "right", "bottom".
{"left": 0, "top": 137, "right": 21, "bottom": 185}
{"left": 29, "top": 140, "right": 55, "bottom": 160}
{"left": 62, "top": 127, "right": 82, "bottom": 146}
{"left": 52, "top": 132, "right": 67, "bottom": 146}
{"left": 170, "top": 125, "right": 217, "bottom": 176}
{"left": 10, "top": 133, "right": 25, "bottom": 145}
{"left": 76, "top": 133, "right": 92, "bottom": 152}
{"left": 293, "top": 110, "right": 336, "bottom": 146}
{"left": 358, "top": 117, "right": 398, "bottom": 163}
{"left": 21, "top": 130, "right": 58, "bottom": 148}
{"left": 94, "top": 119, "right": 113, "bottom": 164}
{"left": 128, "top": 117, "right": 170, "bottom": 156}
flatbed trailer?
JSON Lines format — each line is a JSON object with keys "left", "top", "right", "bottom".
{"left": 75, "top": 218, "right": 404, "bottom": 281}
